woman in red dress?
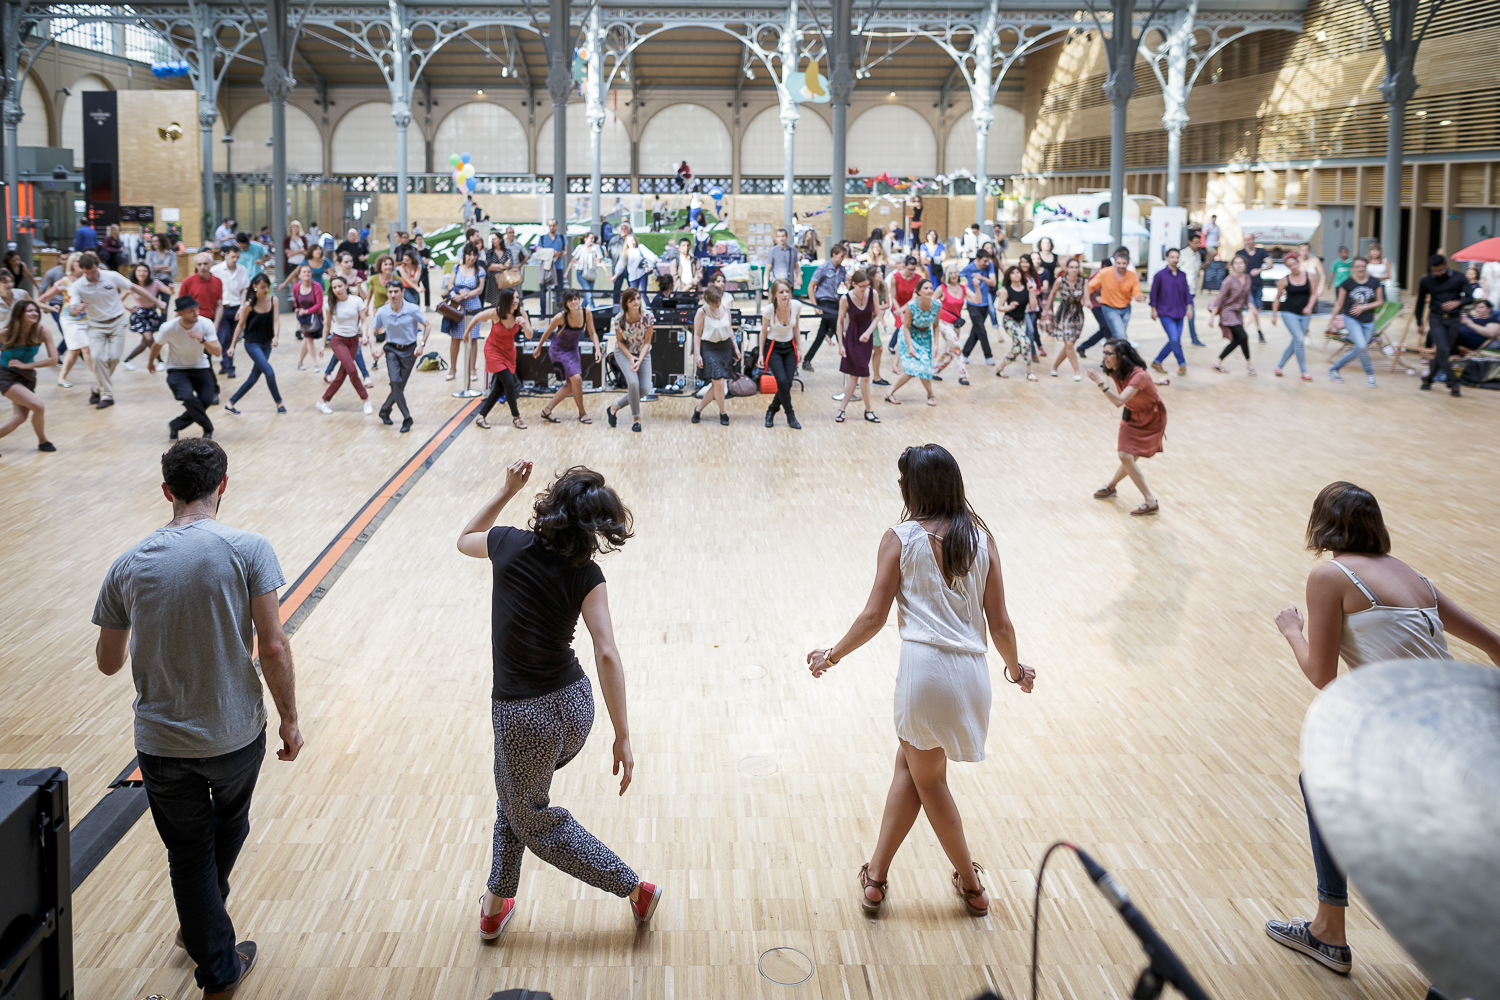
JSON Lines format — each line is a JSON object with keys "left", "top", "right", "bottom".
{"left": 1086, "top": 338, "right": 1167, "bottom": 516}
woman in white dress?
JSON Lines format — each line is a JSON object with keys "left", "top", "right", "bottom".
{"left": 808, "top": 444, "right": 1035, "bottom": 918}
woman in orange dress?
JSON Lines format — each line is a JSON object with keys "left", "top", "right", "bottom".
{"left": 1086, "top": 338, "right": 1166, "bottom": 516}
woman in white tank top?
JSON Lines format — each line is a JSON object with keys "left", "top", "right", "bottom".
{"left": 807, "top": 445, "right": 1035, "bottom": 921}
{"left": 1267, "top": 481, "right": 1500, "bottom": 975}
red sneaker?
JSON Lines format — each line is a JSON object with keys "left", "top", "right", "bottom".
{"left": 479, "top": 895, "right": 515, "bottom": 940}
{"left": 630, "top": 882, "right": 663, "bottom": 924}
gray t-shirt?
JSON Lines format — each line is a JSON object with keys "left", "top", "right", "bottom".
{"left": 93, "top": 519, "right": 285, "bottom": 758}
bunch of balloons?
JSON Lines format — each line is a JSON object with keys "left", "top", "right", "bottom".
{"left": 449, "top": 151, "right": 477, "bottom": 192}
{"left": 150, "top": 60, "right": 191, "bottom": 78}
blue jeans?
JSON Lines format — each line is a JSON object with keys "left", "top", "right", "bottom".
{"left": 138, "top": 729, "right": 266, "bottom": 992}
{"left": 1101, "top": 304, "right": 1132, "bottom": 340}
{"left": 1332, "top": 315, "right": 1375, "bottom": 375}
{"left": 1277, "top": 312, "right": 1311, "bottom": 373}
{"left": 629, "top": 273, "right": 649, "bottom": 293}
{"left": 1153, "top": 315, "right": 1184, "bottom": 366}
{"left": 577, "top": 274, "right": 595, "bottom": 309}
{"left": 1187, "top": 308, "right": 1202, "bottom": 345}
{"left": 1301, "top": 774, "right": 1347, "bottom": 907}
{"left": 229, "top": 341, "right": 281, "bottom": 405}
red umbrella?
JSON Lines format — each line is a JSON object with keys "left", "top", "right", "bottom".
{"left": 1453, "top": 237, "right": 1500, "bottom": 262}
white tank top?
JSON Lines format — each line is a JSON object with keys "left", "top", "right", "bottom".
{"left": 1331, "top": 560, "right": 1448, "bottom": 668}
{"left": 330, "top": 295, "right": 362, "bottom": 337}
{"left": 893, "top": 520, "right": 989, "bottom": 654}
{"left": 764, "top": 301, "right": 800, "bottom": 342}
{"left": 700, "top": 303, "right": 733, "bottom": 343}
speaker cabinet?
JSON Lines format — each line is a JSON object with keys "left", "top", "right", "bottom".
{"left": 0, "top": 769, "right": 73, "bottom": 1000}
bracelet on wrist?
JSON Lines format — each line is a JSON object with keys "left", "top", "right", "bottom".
{"left": 825, "top": 647, "right": 840, "bottom": 666}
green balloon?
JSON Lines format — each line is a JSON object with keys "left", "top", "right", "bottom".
{"left": 448, "top": 153, "right": 461, "bottom": 167}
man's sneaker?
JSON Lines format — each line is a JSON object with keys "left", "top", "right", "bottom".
{"left": 123, "top": 360, "right": 137, "bottom": 371}
{"left": 203, "top": 940, "right": 258, "bottom": 999}
{"left": 1327, "top": 369, "right": 1344, "bottom": 383}
{"left": 96, "top": 397, "right": 114, "bottom": 409}
{"left": 1366, "top": 376, "right": 1377, "bottom": 387}
{"left": 985, "top": 357, "right": 996, "bottom": 366}
{"left": 630, "top": 882, "right": 664, "bottom": 924}
{"left": 478, "top": 895, "right": 516, "bottom": 940}
{"left": 363, "top": 401, "right": 373, "bottom": 415}
{"left": 315, "top": 400, "right": 333, "bottom": 414}
{"left": 1264, "top": 917, "right": 1351, "bottom": 975}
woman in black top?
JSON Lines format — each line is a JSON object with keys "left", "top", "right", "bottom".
{"left": 224, "top": 273, "right": 285, "bottom": 413}
{"left": 997, "top": 265, "right": 1038, "bottom": 381}
{"left": 457, "top": 462, "right": 663, "bottom": 940}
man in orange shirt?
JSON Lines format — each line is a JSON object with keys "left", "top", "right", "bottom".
{"left": 1087, "top": 247, "right": 1146, "bottom": 342}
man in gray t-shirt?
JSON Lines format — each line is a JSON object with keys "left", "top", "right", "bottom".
{"left": 93, "top": 438, "right": 301, "bottom": 997}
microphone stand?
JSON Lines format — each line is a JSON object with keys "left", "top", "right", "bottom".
{"left": 1074, "top": 848, "right": 1213, "bottom": 1000}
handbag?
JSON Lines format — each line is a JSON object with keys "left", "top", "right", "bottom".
{"left": 755, "top": 338, "right": 778, "bottom": 394}
{"left": 436, "top": 295, "right": 464, "bottom": 322}
{"left": 1327, "top": 312, "right": 1346, "bottom": 333}
{"left": 494, "top": 268, "right": 522, "bottom": 290}
{"left": 726, "top": 373, "right": 758, "bottom": 397}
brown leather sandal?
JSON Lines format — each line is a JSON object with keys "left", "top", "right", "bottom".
{"left": 1093, "top": 486, "right": 1117, "bottom": 499}
{"left": 858, "top": 863, "right": 888, "bottom": 917}
{"left": 952, "top": 862, "right": 988, "bottom": 917}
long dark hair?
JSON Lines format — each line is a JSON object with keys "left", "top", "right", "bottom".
{"left": 1103, "top": 337, "right": 1146, "bottom": 378}
{"left": 2, "top": 301, "right": 44, "bottom": 347}
{"left": 530, "top": 467, "right": 634, "bottom": 567}
{"left": 897, "top": 444, "right": 989, "bottom": 586}
{"left": 495, "top": 287, "right": 519, "bottom": 321}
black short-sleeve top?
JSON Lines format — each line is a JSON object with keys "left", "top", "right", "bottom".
{"left": 487, "top": 526, "right": 605, "bottom": 701}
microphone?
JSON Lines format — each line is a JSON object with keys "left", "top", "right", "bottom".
{"left": 1074, "top": 848, "right": 1214, "bottom": 1000}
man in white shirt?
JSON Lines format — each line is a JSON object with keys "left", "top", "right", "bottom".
{"left": 960, "top": 223, "right": 982, "bottom": 260}
{"left": 213, "top": 219, "right": 236, "bottom": 246}
{"left": 149, "top": 295, "right": 221, "bottom": 439}
{"left": 1202, "top": 215, "right": 1220, "bottom": 253}
{"left": 211, "top": 247, "right": 249, "bottom": 379}
{"left": 73, "top": 251, "right": 134, "bottom": 408}
{"left": 1180, "top": 231, "right": 1206, "bottom": 346}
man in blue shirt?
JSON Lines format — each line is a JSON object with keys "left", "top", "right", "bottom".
{"left": 371, "top": 280, "right": 430, "bottom": 432}
{"left": 802, "top": 243, "right": 848, "bottom": 372}
{"left": 764, "top": 228, "right": 798, "bottom": 284}
{"left": 536, "top": 218, "right": 568, "bottom": 315}
{"left": 959, "top": 249, "right": 997, "bottom": 364}
{"left": 74, "top": 219, "right": 98, "bottom": 251}
{"left": 235, "top": 232, "right": 268, "bottom": 280}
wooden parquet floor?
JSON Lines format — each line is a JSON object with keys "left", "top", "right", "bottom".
{"left": 2, "top": 309, "right": 1494, "bottom": 1000}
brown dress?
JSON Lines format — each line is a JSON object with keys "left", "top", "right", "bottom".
{"left": 1116, "top": 368, "right": 1166, "bottom": 458}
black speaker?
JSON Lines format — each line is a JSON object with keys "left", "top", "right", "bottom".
{"left": 0, "top": 769, "right": 73, "bottom": 1000}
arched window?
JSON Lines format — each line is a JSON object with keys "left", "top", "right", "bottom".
{"left": 434, "top": 103, "right": 529, "bottom": 173}
{"left": 846, "top": 105, "right": 936, "bottom": 176}
{"left": 738, "top": 106, "right": 832, "bottom": 176}
{"left": 944, "top": 107, "right": 1025, "bottom": 176}
{"left": 228, "top": 103, "right": 323, "bottom": 173}
{"left": 18, "top": 76, "right": 49, "bottom": 147}
{"left": 638, "top": 104, "right": 731, "bottom": 175}
{"left": 331, "top": 103, "right": 423, "bottom": 174}
{"left": 535, "top": 103, "right": 632, "bottom": 174}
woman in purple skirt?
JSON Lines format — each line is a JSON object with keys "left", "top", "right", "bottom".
{"left": 534, "top": 288, "right": 601, "bottom": 424}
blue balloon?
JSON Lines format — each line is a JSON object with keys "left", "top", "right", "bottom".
{"left": 460, "top": 151, "right": 472, "bottom": 164}
{"left": 465, "top": 177, "right": 477, "bottom": 191}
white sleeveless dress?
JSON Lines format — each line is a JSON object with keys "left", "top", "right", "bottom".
{"left": 891, "top": 520, "right": 993, "bottom": 762}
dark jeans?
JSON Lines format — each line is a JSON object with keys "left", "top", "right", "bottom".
{"left": 805, "top": 298, "right": 840, "bottom": 363}
{"left": 229, "top": 341, "right": 281, "bottom": 405}
{"left": 766, "top": 340, "right": 797, "bottom": 415}
{"left": 1218, "top": 323, "right": 1250, "bottom": 361}
{"left": 138, "top": 729, "right": 266, "bottom": 993}
{"left": 612, "top": 270, "right": 627, "bottom": 304}
{"left": 1079, "top": 307, "right": 1110, "bottom": 353}
{"left": 217, "top": 306, "right": 239, "bottom": 375}
{"left": 1301, "top": 774, "right": 1347, "bottom": 907}
{"left": 479, "top": 368, "right": 521, "bottom": 419}
{"left": 381, "top": 343, "right": 416, "bottom": 420}
{"left": 962, "top": 304, "right": 992, "bottom": 360}
{"left": 167, "top": 367, "right": 216, "bottom": 434}
{"left": 1425, "top": 313, "right": 1462, "bottom": 391}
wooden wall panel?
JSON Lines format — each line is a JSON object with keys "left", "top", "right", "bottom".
{"left": 118, "top": 90, "right": 204, "bottom": 245}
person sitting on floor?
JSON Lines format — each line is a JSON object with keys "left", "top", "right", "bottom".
{"left": 1458, "top": 299, "right": 1500, "bottom": 351}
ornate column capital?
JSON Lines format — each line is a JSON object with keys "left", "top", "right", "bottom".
{"left": 546, "top": 61, "right": 572, "bottom": 106}
{"left": 261, "top": 64, "right": 295, "bottom": 102}
{"left": 198, "top": 106, "right": 220, "bottom": 130}
{"left": 390, "top": 101, "right": 413, "bottom": 129}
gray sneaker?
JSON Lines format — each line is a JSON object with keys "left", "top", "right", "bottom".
{"left": 1265, "top": 917, "right": 1352, "bottom": 975}
{"left": 1327, "top": 369, "right": 1344, "bottom": 383}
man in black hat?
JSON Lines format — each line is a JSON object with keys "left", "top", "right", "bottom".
{"left": 1415, "top": 253, "right": 1472, "bottom": 397}
{"left": 149, "top": 296, "right": 222, "bottom": 439}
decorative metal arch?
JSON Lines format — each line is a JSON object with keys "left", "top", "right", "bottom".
{"left": 1137, "top": 10, "right": 1303, "bottom": 95}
